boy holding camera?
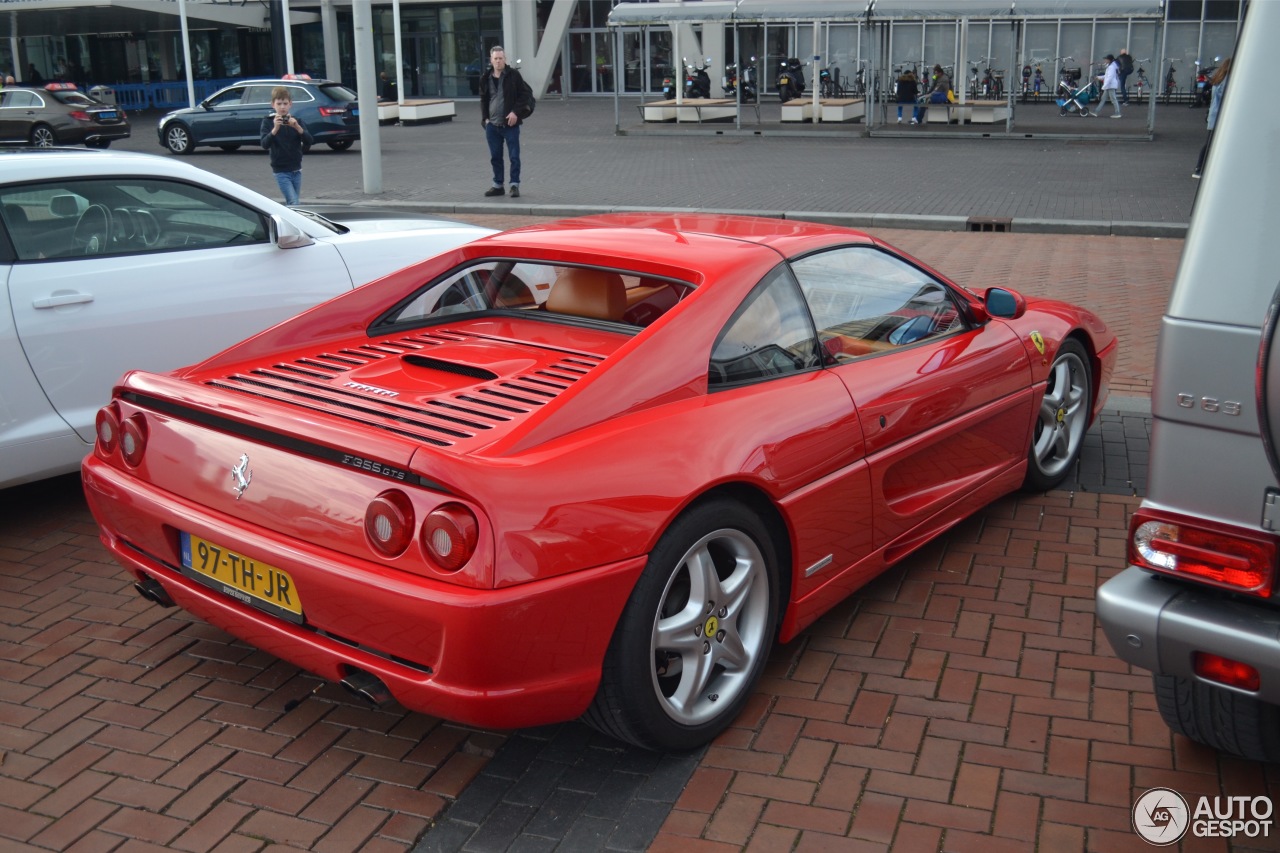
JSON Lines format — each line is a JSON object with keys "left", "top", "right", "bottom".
{"left": 260, "top": 86, "right": 313, "bottom": 205}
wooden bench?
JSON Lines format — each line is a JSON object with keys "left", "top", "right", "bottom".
{"left": 780, "top": 98, "right": 814, "bottom": 122}
{"left": 922, "top": 99, "right": 1010, "bottom": 124}
{"left": 965, "top": 99, "right": 1010, "bottom": 123}
{"left": 399, "top": 99, "right": 455, "bottom": 125}
{"left": 819, "top": 97, "right": 865, "bottom": 122}
{"left": 638, "top": 98, "right": 737, "bottom": 123}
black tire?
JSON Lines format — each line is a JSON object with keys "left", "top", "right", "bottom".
{"left": 1023, "top": 338, "right": 1092, "bottom": 491}
{"left": 583, "top": 499, "right": 779, "bottom": 751}
{"left": 327, "top": 139, "right": 354, "bottom": 151}
{"left": 29, "top": 124, "right": 56, "bottom": 147}
{"left": 1154, "top": 674, "right": 1280, "bottom": 763}
{"left": 163, "top": 123, "right": 193, "bottom": 154}
{"left": 218, "top": 144, "right": 241, "bottom": 152}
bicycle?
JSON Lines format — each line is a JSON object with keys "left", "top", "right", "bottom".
{"left": 1132, "top": 58, "right": 1150, "bottom": 103}
{"left": 1162, "top": 60, "right": 1176, "bottom": 104}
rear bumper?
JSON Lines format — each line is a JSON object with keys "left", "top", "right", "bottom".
{"left": 82, "top": 456, "right": 647, "bottom": 729}
{"left": 1097, "top": 567, "right": 1280, "bottom": 704}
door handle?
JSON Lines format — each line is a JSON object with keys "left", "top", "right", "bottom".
{"left": 33, "top": 292, "right": 94, "bottom": 308}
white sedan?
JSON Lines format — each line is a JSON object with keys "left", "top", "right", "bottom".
{"left": 0, "top": 149, "right": 496, "bottom": 488}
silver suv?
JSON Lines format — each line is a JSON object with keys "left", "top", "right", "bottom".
{"left": 1096, "top": 3, "right": 1280, "bottom": 762}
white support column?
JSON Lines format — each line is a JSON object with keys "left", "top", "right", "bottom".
{"left": 179, "top": 0, "right": 196, "bottom": 109}
{"left": 352, "top": 0, "right": 382, "bottom": 193}
{"left": 282, "top": 0, "right": 295, "bottom": 76}
{"left": 321, "top": 0, "right": 341, "bottom": 82}
{"left": 392, "top": 0, "right": 404, "bottom": 103}
{"left": 701, "top": 23, "right": 725, "bottom": 96}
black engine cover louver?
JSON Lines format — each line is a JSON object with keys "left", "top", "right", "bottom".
{"left": 205, "top": 331, "right": 603, "bottom": 447}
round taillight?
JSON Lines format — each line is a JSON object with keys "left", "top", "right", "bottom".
{"left": 120, "top": 415, "right": 147, "bottom": 467}
{"left": 95, "top": 406, "right": 120, "bottom": 455}
{"left": 422, "top": 504, "right": 479, "bottom": 572}
{"left": 365, "top": 491, "right": 414, "bottom": 557}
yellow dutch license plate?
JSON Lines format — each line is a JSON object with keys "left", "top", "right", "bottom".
{"left": 180, "top": 532, "right": 304, "bottom": 623}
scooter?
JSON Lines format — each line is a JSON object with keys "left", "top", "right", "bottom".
{"left": 776, "top": 57, "right": 805, "bottom": 102}
{"left": 683, "top": 57, "right": 712, "bottom": 99}
{"left": 723, "top": 57, "right": 758, "bottom": 102}
{"left": 1191, "top": 57, "right": 1219, "bottom": 107}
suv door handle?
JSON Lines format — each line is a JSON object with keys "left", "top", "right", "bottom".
{"left": 33, "top": 292, "right": 94, "bottom": 308}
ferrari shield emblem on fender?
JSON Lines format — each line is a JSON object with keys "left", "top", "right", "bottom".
{"left": 1030, "top": 331, "right": 1046, "bottom": 355}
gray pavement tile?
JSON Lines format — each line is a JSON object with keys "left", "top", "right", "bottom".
{"left": 521, "top": 788, "right": 591, "bottom": 841}
{"left": 604, "top": 798, "right": 675, "bottom": 852}
{"left": 502, "top": 759, "right": 569, "bottom": 808}
{"left": 461, "top": 803, "right": 538, "bottom": 853}
{"left": 554, "top": 815, "right": 615, "bottom": 851}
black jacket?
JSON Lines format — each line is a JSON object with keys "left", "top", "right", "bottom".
{"left": 479, "top": 67, "right": 534, "bottom": 126}
{"left": 259, "top": 116, "right": 314, "bottom": 172}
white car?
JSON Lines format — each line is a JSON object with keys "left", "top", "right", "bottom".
{"left": 0, "top": 148, "right": 495, "bottom": 488}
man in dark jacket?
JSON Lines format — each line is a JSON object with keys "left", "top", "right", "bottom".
{"left": 1117, "top": 49, "right": 1134, "bottom": 104}
{"left": 479, "top": 46, "right": 534, "bottom": 198}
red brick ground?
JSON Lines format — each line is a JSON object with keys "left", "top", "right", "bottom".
{"left": 4, "top": 227, "right": 1266, "bottom": 853}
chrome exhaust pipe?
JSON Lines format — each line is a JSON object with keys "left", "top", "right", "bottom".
{"left": 134, "top": 575, "right": 175, "bottom": 608}
{"left": 340, "top": 669, "right": 393, "bottom": 707}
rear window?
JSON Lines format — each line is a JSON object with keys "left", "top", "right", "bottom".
{"left": 50, "top": 91, "right": 95, "bottom": 106}
{"left": 376, "top": 261, "right": 693, "bottom": 331}
{"left": 318, "top": 84, "right": 358, "bottom": 103}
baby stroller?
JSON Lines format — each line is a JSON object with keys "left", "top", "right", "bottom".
{"left": 1056, "top": 67, "right": 1095, "bottom": 116}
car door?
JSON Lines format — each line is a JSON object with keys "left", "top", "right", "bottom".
{"left": 790, "top": 245, "right": 1034, "bottom": 551}
{"left": 239, "top": 85, "right": 278, "bottom": 141}
{"left": 4, "top": 176, "right": 352, "bottom": 444}
{"left": 188, "top": 85, "right": 250, "bottom": 145}
{"left": 0, "top": 89, "right": 39, "bottom": 142}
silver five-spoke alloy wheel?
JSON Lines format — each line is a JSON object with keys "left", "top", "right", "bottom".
{"left": 650, "top": 527, "right": 771, "bottom": 726}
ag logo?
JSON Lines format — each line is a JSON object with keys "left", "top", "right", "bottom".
{"left": 1133, "top": 787, "right": 1189, "bottom": 845}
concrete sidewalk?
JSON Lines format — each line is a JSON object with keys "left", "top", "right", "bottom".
{"left": 115, "top": 94, "right": 1206, "bottom": 237}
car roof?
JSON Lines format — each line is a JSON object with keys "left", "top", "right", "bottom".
{"left": 0, "top": 147, "right": 215, "bottom": 180}
{"left": 472, "top": 212, "right": 878, "bottom": 280}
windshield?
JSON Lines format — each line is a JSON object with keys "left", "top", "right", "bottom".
{"left": 377, "top": 260, "right": 693, "bottom": 331}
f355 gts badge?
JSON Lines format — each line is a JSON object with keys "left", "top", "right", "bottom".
{"left": 231, "top": 454, "right": 253, "bottom": 500}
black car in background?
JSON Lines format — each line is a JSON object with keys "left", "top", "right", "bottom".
{"left": 0, "top": 83, "right": 131, "bottom": 148}
{"left": 156, "top": 76, "right": 360, "bottom": 155}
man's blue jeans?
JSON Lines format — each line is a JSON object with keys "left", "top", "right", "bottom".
{"left": 485, "top": 121, "right": 521, "bottom": 187}
{"left": 273, "top": 170, "right": 302, "bottom": 206}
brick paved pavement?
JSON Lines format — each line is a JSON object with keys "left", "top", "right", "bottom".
{"left": 5, "top": 101, "right": 1275, "bottom": 853}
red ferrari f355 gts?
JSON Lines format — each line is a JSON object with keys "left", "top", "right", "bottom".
{"left": 84, "top": 213, "right": 1116, "bottom": 750}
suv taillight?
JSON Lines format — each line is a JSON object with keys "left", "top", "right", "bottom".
{"left": 318, "top": 106, "right": 346, "bottom": 117}
{"left": 1129, "top": 508, "right": 1278, "bottom": 597}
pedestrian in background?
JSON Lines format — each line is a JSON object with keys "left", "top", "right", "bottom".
{"left": 1117, "top": 49, "right": 1134, "bottom": 105}
{"left": 1193, "top": 56, "right": 1231, "bottom": 179}
{"left": 913, "top": 64, "right": 949, "bottom": 124}
{"left": 479, "top": 45, "right": 534, "bottom": 199}
{"left": 1095, "top": 54, "right": 1122, "bottom": 118}
{"left": 896, "top": 69, "right": 918, "bottom": 124}
{"left": 259, "top": 86, "right": 312, "bottom": 206}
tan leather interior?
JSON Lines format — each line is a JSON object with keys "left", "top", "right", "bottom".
{"left": 547, "top": 267, "right": 627, "bottom": 321}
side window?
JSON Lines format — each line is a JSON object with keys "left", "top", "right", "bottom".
{"left": 206, "top": 87, "right": 245, "bottom": 108}
{"left": 0, "top": 178, "right": 269, "bottom": 262}
{"left": 709, "top": 265, "right": 820, "bottom": 387}
{"left": 8, "top": 91, "right": 39, "bottom": 108}
{"left": 287, "top": 86, "right": 315, "bottom": 104}
{"left": 791, "top": 246, "right": 967, "bottom": 362}
{"left": 242, "top": 86, "right": 275, "bottom": 105}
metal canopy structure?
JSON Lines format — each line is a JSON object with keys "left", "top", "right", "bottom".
{"left": 607, "top": 0, "right": 1163, "bottom": 25}
{"left": 607, "top": 0, "right": 1166, "bottom": 137}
